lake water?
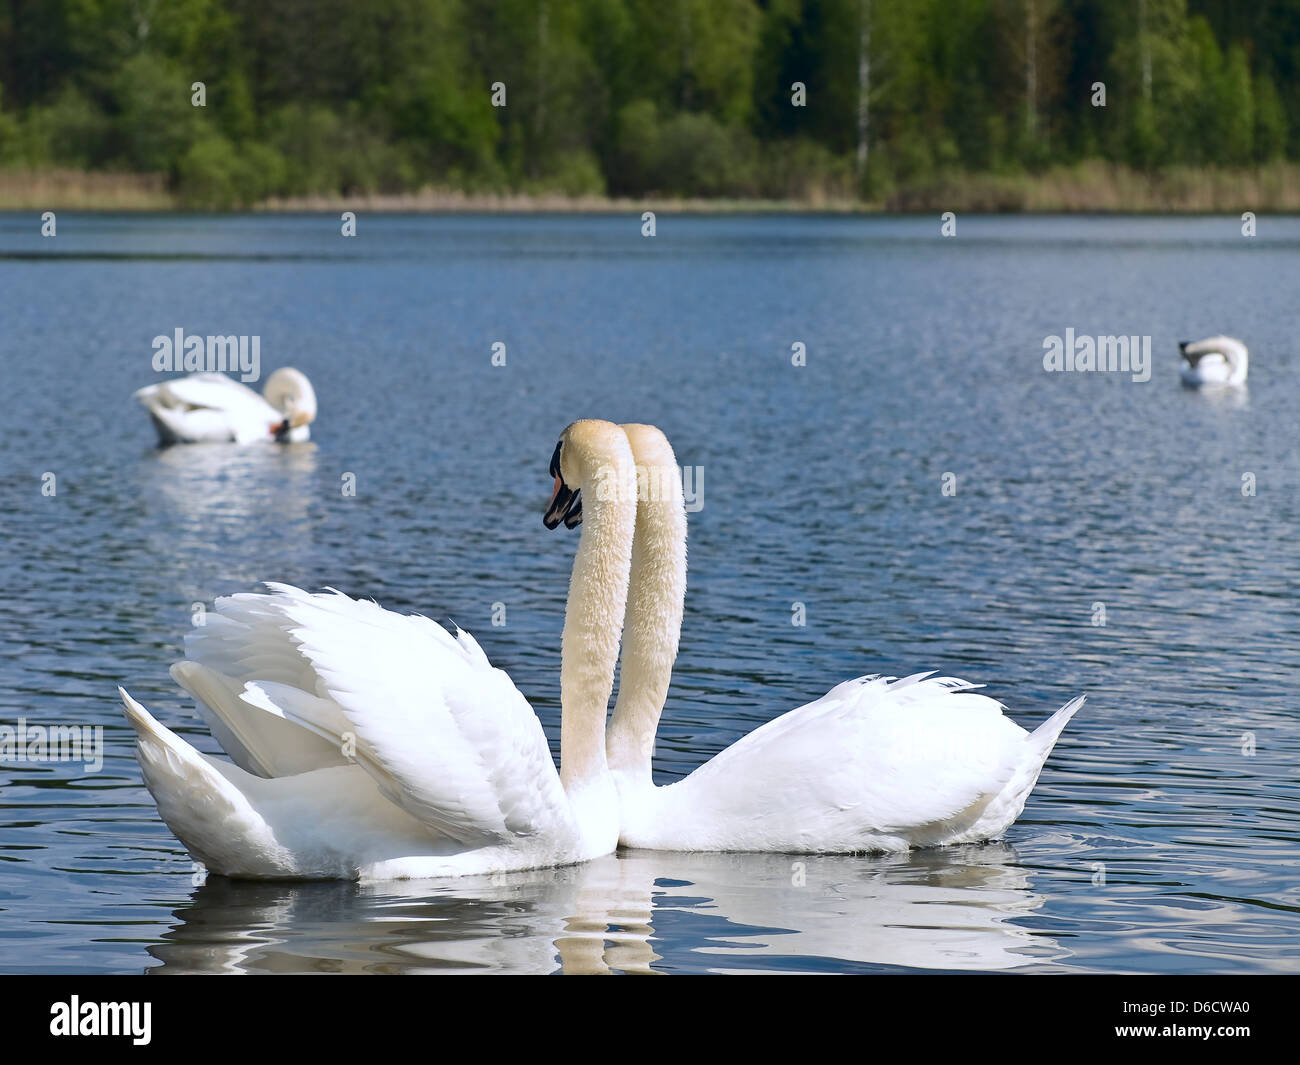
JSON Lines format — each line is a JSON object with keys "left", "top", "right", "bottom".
{"left": 1, "top": 212, "right": 1297, "bottom": 974}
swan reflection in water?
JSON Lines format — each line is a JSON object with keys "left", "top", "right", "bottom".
{"left": 137, "top": 442, "right": 321, "bottom": 599}
{"left": 1180, "top": 380, "right": 1250, "bottom": 410}
{"left": 146, "top": 844, "right": 1066, "bottom": 974}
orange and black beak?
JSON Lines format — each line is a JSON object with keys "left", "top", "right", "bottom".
{"left": 543, "top": 440, "right": 583, "bottom": 529}
{"left": 544, "top": 479, "right": 582, "bottom": 529}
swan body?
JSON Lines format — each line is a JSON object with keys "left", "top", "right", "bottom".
{"left": 615, "top": 672, "right": 1081, "bottom": 852}
{"left": 119, "top": 420, "right": 638, "bottom": 879}
{"left": 601, "top": 423, "right": 1083, "bottom": 854}
{"left": 134, "top": 368, "right": 317, "bottom": 444}
{"left": 1179, "top": 336, "right": 1248, "bottom": 387}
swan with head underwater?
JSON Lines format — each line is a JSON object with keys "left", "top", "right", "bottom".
{"left": 116, "top": 419, "right": 637, "bottom": 879}
{"left": 581, "top": 422, "right": 1084, "bottom": 853}
{"left": 1179, "top": 336, "right": 1248, "bottom": 388}
{"left": 134, "top": 367, "right": 317, "bottom": 445}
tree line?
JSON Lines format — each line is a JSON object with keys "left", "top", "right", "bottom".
{"left": 0, "top": 0, "right": 1295, "bottom": 207}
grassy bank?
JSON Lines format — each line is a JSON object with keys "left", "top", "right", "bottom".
{"left": 0, "top": 169, "right": 172, "bottom": 210}
{"left": 889, "top": 161, "right": 1300, "bottom": 213}
{"left": 4, "top": 162, "right": 1300, "bottom": 214}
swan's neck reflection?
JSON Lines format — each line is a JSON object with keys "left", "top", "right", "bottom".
{"left": 148, "top": 845, "right": 1065, "bottom": 974}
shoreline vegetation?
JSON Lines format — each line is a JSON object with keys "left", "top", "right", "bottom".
{"left": 2, "top": 2, "right": 1297, "bottom": 217}
{"left": 5, "top": 161, "right": 1300, "bottom": 214}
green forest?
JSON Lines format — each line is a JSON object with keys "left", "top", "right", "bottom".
{"left": 0, "top": 0, "right": 1297, "bottom": 209}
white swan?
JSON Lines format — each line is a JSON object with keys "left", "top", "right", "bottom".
{"left": 1179, "top": 336, "right": 1248, "bottom": 387}
{"left": 134, "top": 368, "right": 318, "bottom": 444}
{"left": 590, "top": 422, "right": 1083, "bottom": 853}
{"left": 117, "top": 419, "right": 637, "bottom": 879}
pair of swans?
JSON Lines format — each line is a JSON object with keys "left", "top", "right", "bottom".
{"left": 120, "top": 419, "right": 1082, "bottom": 880}
{"left": 134, "top": 368, "right": 318, "bottom": 445}
{"left": 1179, "top": 336, "right": 1248, "bottom": 388}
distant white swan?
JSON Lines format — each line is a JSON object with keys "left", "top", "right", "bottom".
{"left": 593, "top": 423, "right": 1083, "bottom": 853}
{"left": 118, "top": 420, "right": 636, "bottom": 879}
{"left": 134, "top": 368, "right": 317, "bottom": 444}
{"left": 1179, "top": 336, "right": 1248, "bottom": 387}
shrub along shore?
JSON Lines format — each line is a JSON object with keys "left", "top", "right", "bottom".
{"left": 4, "top": 161, "right": 1299, "bottom": 214}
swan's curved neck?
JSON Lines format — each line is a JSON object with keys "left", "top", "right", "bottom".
{"left": 1186, "top": 337, "right": 1248, "bottom": 383}
{"left": 1222, "top": 340, "right": 1248, "bottom": 382}
{"left": 608, "top": 439, "right": 687, "bottom": 786}
{"left": 560, "top": 454, "right": 637, "bottom": 792}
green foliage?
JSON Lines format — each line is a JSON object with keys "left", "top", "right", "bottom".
{"left": 0, "top": 85, "right": 110, "bottom": 167}
{"left": 757, "top": 137, "right": 853, "bottom": 200}
{"left": 612, "top": 101, "right": 758, "bottom": 196}
{"left": 1253, "top": 72, "right": 1288, "bottom": 162}
{"left": 655, "top": 111, "right": 758, "bottom": 196}
{"left": 1217, "top": 44, "right": 1254, "bottom": 163}
{"left": 177, "top": 131, "right": 245, "bottom": 209}
{"left": 0, "top": 84, "right": 20, "bottom": 164}
{"left": 530, "top": 150, "right": 607, "bottom": 196}
{"left": 177, "top": 131, "right": 289, "bottom": 208}
{"left": 110, "top": 53, "right": 202, "bottom": 173}
{"left": 0, "top": 0, "right": 1296, "bottom": 204}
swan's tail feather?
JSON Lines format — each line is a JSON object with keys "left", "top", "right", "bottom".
{"left": 120, "top": 686, "right": 244, "bottom": 810}
{"left": 120, "top": 686, "right": 197, "bottom": 764}
{"left": 118, "top": 687, "right": 285, "bottom": 877}
{"left": 1030, "top": 694, "right": 1085, "bottom": 757}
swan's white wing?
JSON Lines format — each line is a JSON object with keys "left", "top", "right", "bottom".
{"left": 148, "top": 372, "right": 261, "bottom": 408}
{"left": 135, "top": 373, "right": 277, "bottom": 443}
{"left": 170, "top": 659, "right": 350, "bottom": 778}
{"left": 234, "top": 584, "right": 576, "bottom": 848}
{"left": 656, "top": 674, "right": 1036, "bottom": 851}
{"left": 180, "top": 585, "right": 575, "bottom": 847}
{"left": 177, "top": 591, "right": 355, "bottom": 777}
{"left": 119, "top": 688, "right": 450, "bottom": 879}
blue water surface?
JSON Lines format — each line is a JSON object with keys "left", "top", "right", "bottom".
{"left": 0, "top": 212, "right": 1296, "bottom": 973}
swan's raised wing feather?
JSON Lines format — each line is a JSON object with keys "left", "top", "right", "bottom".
{"left": 170, "top": 659, "right": 349, "bottom": 778}
{"left": 179, "top": 584, "right": 575, "bottom": 847}
{"left": 178, "top": 591, "right": 355, "bottom": 777}
{"left": 255, "top": 584, "right": 576, "bottom": 848}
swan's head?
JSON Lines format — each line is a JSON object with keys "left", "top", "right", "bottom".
{"left": 620, "top": 423, "right": 680, "bottom": 483}
{"left": 543, "top": 419, "right": 633, "bottom": 530}
{"left": 263, "top": 368, "right": 317, "bottom": 437}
